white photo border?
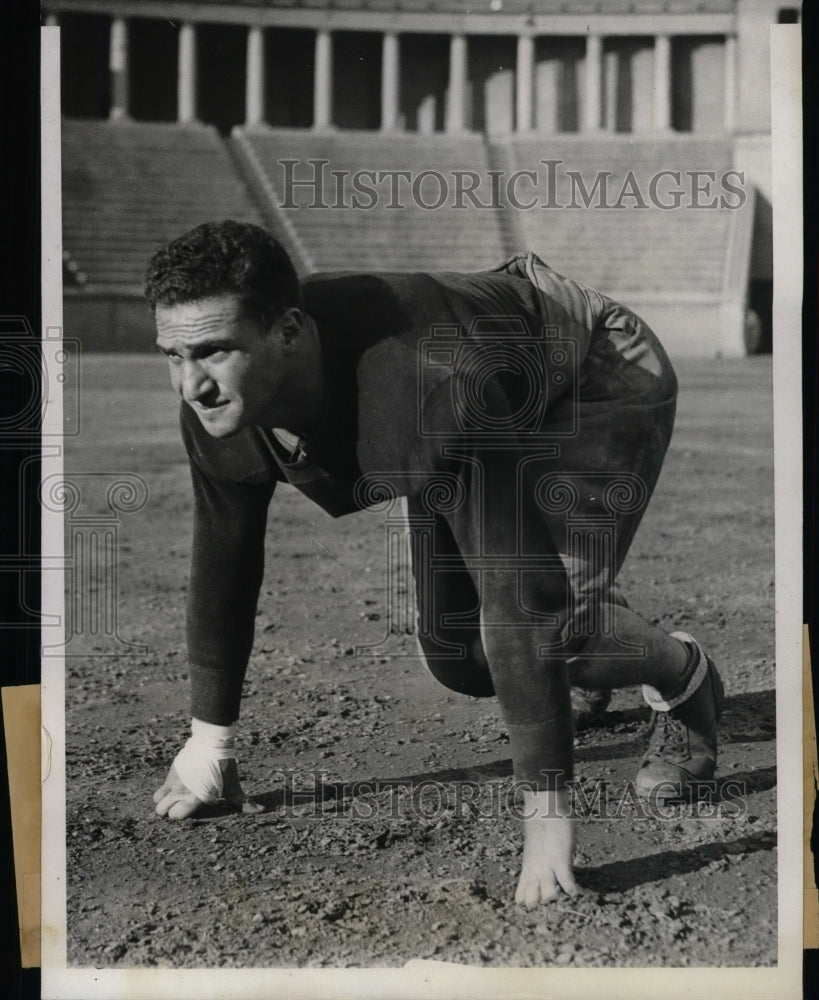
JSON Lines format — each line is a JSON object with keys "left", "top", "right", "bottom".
{"left": 40, "top": 21, "right": 804, "bottom": 1000}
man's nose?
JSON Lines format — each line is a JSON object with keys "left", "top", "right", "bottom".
{"left": 180, "top": 360, "right": 213, "bottom": 401}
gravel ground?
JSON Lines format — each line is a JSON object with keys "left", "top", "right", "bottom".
{"left": 62, "top": 355, "right": 776, "bottom": 969}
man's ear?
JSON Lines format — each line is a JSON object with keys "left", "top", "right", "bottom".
{"left": 278, "top": 307, "right": 304, "bottom": 345}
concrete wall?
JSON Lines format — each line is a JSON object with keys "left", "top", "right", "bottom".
{"left": 691, "top": 36, "right": 725, "bottom": 133}
{"left": 735, "top": 0, "right": 785, "bottom": 134}
{"left": 65, "top": 293, "right": 155, "bottom": 352}
{"left": 616, "top": 298, "right": 745, "bottom": 358}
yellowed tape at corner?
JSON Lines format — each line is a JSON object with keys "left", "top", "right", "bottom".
{"left": 804, "top": 626, "right": 819, "bottom": 950}
{"left": 1, "top": 683, "right": 41, "bottom": 968}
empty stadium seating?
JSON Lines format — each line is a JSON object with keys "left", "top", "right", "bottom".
{"left": 62, "top": 119, "right": 264, "bottom": 290}
{"left": 61, "top": 120, "right": 755, "bottom": 354}
{"left": 495, "top": 135, "right": 738, "bottom": 295}
{"left": 232, "top": 128, "right": 509, "bottom": 273}
{"left": 62, "top": 123, "right": 744, "bottom": 296}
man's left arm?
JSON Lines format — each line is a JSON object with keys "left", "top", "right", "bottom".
{"left": 421, "top": 379, "right": 578, "bottom": 903}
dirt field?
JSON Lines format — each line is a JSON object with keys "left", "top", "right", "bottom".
{"left": 62, "top": 354, "right": 776, "bottom": 969}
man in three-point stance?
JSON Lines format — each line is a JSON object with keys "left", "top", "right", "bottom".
{"left": 146, "top": 220, "right": 723, "bottom": 905}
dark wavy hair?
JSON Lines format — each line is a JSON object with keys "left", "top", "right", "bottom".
{"left": 144, "top": 220, "right": 302, "bottom": 325}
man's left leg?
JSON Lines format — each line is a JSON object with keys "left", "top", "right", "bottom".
{"left": 566, "top": 608, "right": 724, "bottom": 797}
{"left": 534, "top": 387, "right": 724, "bottom": 798}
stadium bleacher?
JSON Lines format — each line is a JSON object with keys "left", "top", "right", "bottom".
{"left": 61, "top": 119, "right": 756, "bottom": 354}
{"left": 62, "top": 120, "right": 745, "bottom": 289}
{"left": 233, "top": 128, "right": 509, "bottom": 273}
{"left": 62, "top": 119, "right": 264, "bottom": 291}
{"left": 496, "top": 136, "right": 737, "bottom": 296}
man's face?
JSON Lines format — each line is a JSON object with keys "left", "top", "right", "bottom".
{"left": 155, "top": 295, "right": 293, "bottom": 438}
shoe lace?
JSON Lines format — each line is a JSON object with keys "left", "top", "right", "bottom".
{"left": 646, "top": 711, "right": 689, "bottom": 760}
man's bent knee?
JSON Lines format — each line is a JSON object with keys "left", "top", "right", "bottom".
{"left": 415, "top": 632, "right": 495, "bottom": 698}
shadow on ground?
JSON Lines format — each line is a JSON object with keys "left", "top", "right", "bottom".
{"left": 580, "top": 829, "right": 777, "bottom": 893}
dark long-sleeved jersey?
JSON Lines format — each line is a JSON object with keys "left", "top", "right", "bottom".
{"left": 180, "top": 252, "right": 677, "bottom": 789}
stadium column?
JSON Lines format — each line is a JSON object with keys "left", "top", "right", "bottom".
{"left": 516, "top": 34, "right": 534, "bottom": 133}
{"left": 109, "top": 17, "right": 129, "bottom": 121}
{"left": 582, "top": 33, "right": 602, "bottom": 132}
{"left": 723, "top": 34, "right": 737, "bottom": 132}
{"left": 381, "top": 32, "right": 400, "bottom": 131}
{"left": 178, "top": 23, "right": 197, "bottom": 124}
{"left": 651, "top": 34, "right": 671, "bottom": 132}
{"left": 446, "top": 34, "right": 467, "bottom": 133}
{"left": 314, "top": 29, "right": 333, "bottom": 129}
{"left": 246, "top": 26, "right": 265, "bottom": 127}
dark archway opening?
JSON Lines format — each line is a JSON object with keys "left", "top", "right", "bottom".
{"left": 60, "top": 13, "right": 110, "bottom": 118}
{"left": 333, "top": 32, "right": 382, "bottom": 130}
{"left": 129, "top": 18, "right": 178, "bottom": 122}
{"left": 265, "top": 28, "right": 314, "bottom": 127}
{"left": 196, "top": 22, "right": 246, "bottom": 134}
{"left": 400, "top": 34, "right": 448, "bottom": 133}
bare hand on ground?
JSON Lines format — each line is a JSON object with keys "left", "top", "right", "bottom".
{"left": 515, "top": 788, "right": 579, "bottom": 906}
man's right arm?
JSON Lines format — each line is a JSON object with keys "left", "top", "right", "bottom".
{"left": 185, "top": 453, "right": 275, "bottom": 723}
{"left": 154, "top": 407, "right": 276, "bottom": 818}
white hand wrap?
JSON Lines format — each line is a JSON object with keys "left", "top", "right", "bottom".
{"left": 172, "top": 719, "right": 237, "bottom": 804}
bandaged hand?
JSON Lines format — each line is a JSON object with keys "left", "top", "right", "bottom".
{"left": 153, "top": 719, "right": 263, "bottom": 819}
